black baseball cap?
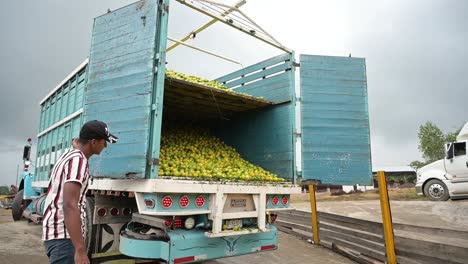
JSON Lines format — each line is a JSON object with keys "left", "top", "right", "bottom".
{"left": 79, "top": 120, "right": 118, "bottom": 143}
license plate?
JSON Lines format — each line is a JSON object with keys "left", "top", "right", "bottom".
{"left": 226, "top": 219, "right": 243, "bottom": 229}
{"left": 230, "top": 198, "right": 246, "bottom": 208}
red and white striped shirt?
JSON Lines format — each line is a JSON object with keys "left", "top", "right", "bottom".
{"left": 42, "top": 148, "right": 90, "bottom": 241}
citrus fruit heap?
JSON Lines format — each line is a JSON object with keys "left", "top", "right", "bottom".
{"left": 159, "top": 127, "right": 284, "bottom": 182}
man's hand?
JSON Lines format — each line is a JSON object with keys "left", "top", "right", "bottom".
{"left": 74, "top": 247, "right": 90, "bottom": 264}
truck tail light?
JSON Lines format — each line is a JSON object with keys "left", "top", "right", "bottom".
{"left": 282, "top": 196, "right": 289, "bottom": 205}
{"left": 110, "top": 207, "right": 119, "bottom": 216}
{"left": 261, "top": 245, "right": 276, "bottom": 251}
{"left": 162, "top": 196, "right": 173, "bottom": 208}
{"left": 122, "top": 208, "right": 131, "bottom": 216}
{"left": 145, "top": 199, "right": 155, "bottom": 209}
{"left": 164, "top": 219, "right": 172, "bottom": 227}
{"left": 97, "top": 208, "right": 107, "bottom": 217}
{"left": 173, "top": 217, "right": 183, "bottom": 229}
{"left": 179, "top": 195, "right": 189, "bottom": 208}
{"left": 272, "top": 196, "right": 279, "bottom": 206}
{"left": 195, "top": 195, "right": 205, "bottom": 207}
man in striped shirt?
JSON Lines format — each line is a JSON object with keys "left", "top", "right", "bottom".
{"left": 42, "top": 120, "right": 118, "bottom": 264}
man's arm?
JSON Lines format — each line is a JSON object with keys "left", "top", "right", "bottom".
{"left": 63, "top": 181, "right": 90, "bottom": 264}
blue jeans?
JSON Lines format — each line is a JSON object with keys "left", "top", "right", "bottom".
{"left": 44, "top": 239, "right": 75, "bottom": 264}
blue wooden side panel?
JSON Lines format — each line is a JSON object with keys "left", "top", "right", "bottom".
{"left": 85, "top": 1, "right": 158, "bottom": 178}
{"left": 215, "top": 54, "right": 296, "bottom": 180}
{"left": 300, "top": 55, "right": 372, "bottom": 185}
{"left": 35, "top": 65, "right": 87, "bottom": 182}
{"left": 216, "top": 53, "right": 294, "bottom": 104}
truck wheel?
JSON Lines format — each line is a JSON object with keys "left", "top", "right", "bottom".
{"left": 11, "top": 190, "right": 25, "bottom": 221}
{"left": 424, "top": 179, "right": 450, "bottom": 201}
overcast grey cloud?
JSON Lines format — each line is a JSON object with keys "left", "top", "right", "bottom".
{"left": 1, "top": 0, "right": 467, "bottom": 186}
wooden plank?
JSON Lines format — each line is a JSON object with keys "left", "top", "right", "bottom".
{"left": 278, "top": 210, "right": 383, "bottom": 239}
{"left": 320, "top": 229, "right": 385, "bottom": 253}
{"left": 276, "top": 226, "right": 313, "bottom": 241}
{"left": 226, "top": 62, "right": 291, "bottom": 88}
{"left": 216, "top": 53, "right": 291, "bottom": 84}
{"left": 275, "top": 215, "right": 314, "bottom": 228}
{"left": 318, "top": 216, "right": 382, "bottom": 235}
{"left": 322, "top": 235, "right": 386, "bottom": 262}
{"left": 395, "top": 236, "right": 468, "bottom": 264}
{"left": 318, "top": 211, "right": 382, "bottom": 229}
{"left": 276, "top": 220, "right": 312, "bottom": 233}
{"left": 393, "top": 222, "right": 468, "bottom": 241}
{"left": 320, "top": 222, "right": 384, "bottom": 244}
{"left": 397, "top": 256, "right": 425, "bottom": 264}
{"left": 330, "top": 243, "right": 382, "bottom": 264}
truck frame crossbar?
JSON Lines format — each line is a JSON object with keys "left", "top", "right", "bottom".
{"left": 175, "top": 0, "right": 292, "bottom": 53}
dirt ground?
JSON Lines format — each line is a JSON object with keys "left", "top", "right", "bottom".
{"left": 291, "top": 191, "right": 468, "bottom": 231}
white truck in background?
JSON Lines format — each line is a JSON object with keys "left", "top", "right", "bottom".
{"left": 416, "top": 122, "right": 468, "bottom": 201}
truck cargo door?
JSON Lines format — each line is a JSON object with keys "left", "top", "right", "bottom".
{"left": 300, "top": 55, "right": 372, "bottom": 185}
{"left": 85, "top": 1, "right": 160, "bottom": 178}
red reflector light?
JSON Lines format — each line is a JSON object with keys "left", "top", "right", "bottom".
{"left": 174, "top": 256, "right": 195, "bottom": 264}
{"left": 162, "top": 196, "right": 173, "bottom": 208}
{"left": 261, "top": 245, "right": 276, "bottom": 251}
{"left": 97, "top": 208, "right": 107, "bottom": 217}
{"left": 272, "top": 196, "right": 279, "bottom": 205}
{"left": 164, "top": 219, "right": 172, "bottom": 227}
{"left": 179, "top": 195, "right": 189, "bottom": 208}
{"left": 122, "top": 208, "right": 131, "bottom": 216}
{"left": 195, "top": 195, "right": 205, "bottom": 207}
{"left": 173, "top": 218, "right": 183, "bottom": 229}
{"left": 145, "top": 199, "right": 155, "bottom": 208}
{"left": 282, "top": 196, "right": 289, "bottom": 205}
{"left": 110, "top": 207, "right": 119, "bottom": 216}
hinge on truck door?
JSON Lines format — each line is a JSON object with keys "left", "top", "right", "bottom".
{"left": 159, "top": 3, "right": 169, "bottom": 12}
{"left": 148, "top": 158, "right": 159, "bottom": 166}
{"left": 292, "top": 62, "right": 300, "bottom": 67}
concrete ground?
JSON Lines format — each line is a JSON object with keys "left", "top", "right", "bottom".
{"left": 0, "top": 209, "right": 355, "bottom": 264}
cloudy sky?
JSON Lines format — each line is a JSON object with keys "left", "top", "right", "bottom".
{"left": 1, "top": 0, "right": 467, "bottom": 186}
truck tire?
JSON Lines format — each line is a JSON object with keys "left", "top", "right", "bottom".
{"left": 11, "top": 190, "right": 24, "bottom": 221}
{"left": 424, "top": 179, "right": 450, "bottom": 201}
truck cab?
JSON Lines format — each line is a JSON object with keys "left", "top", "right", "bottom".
{"left": 416, "top": 122, "right": 468, "bottom": 201}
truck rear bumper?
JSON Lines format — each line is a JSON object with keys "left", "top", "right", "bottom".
{"left": 120, "top": 226, "right": 278, "bottom": 263}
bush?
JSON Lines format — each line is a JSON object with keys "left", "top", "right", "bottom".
{"left": 330, "top": 190, "right": 347, "bottom": 196}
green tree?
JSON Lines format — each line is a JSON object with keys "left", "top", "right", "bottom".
{"left": 410, "top": 121, "right": 464, "bottom": 169}
{"left": 445, "top": 128, "right": 462, "bottom": 143}
{"left": 418, "top": 121, "right": 445, "bottom": 163}
{"left": 409, "top": 160, "right": 427, "bottom": 170}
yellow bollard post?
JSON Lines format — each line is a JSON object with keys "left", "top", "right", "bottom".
{"left": 377, "top": 171, "right": 397, "bottom": 264}
{"left": 309, "top": 184, "right": 320, "bottom": 245}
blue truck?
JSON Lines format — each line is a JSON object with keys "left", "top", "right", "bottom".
{"left": 13, "top": 0, "right": 372, "bottom": 263}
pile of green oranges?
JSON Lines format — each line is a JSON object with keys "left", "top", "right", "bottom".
{"left": 165, "top": 70, "right": 265, "bottom": 100}
{"left": 158, "top": 127, "right": 285, "bottom": 182}
{"left": 166, "top": 69, "right": 230, "bottom": 90}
